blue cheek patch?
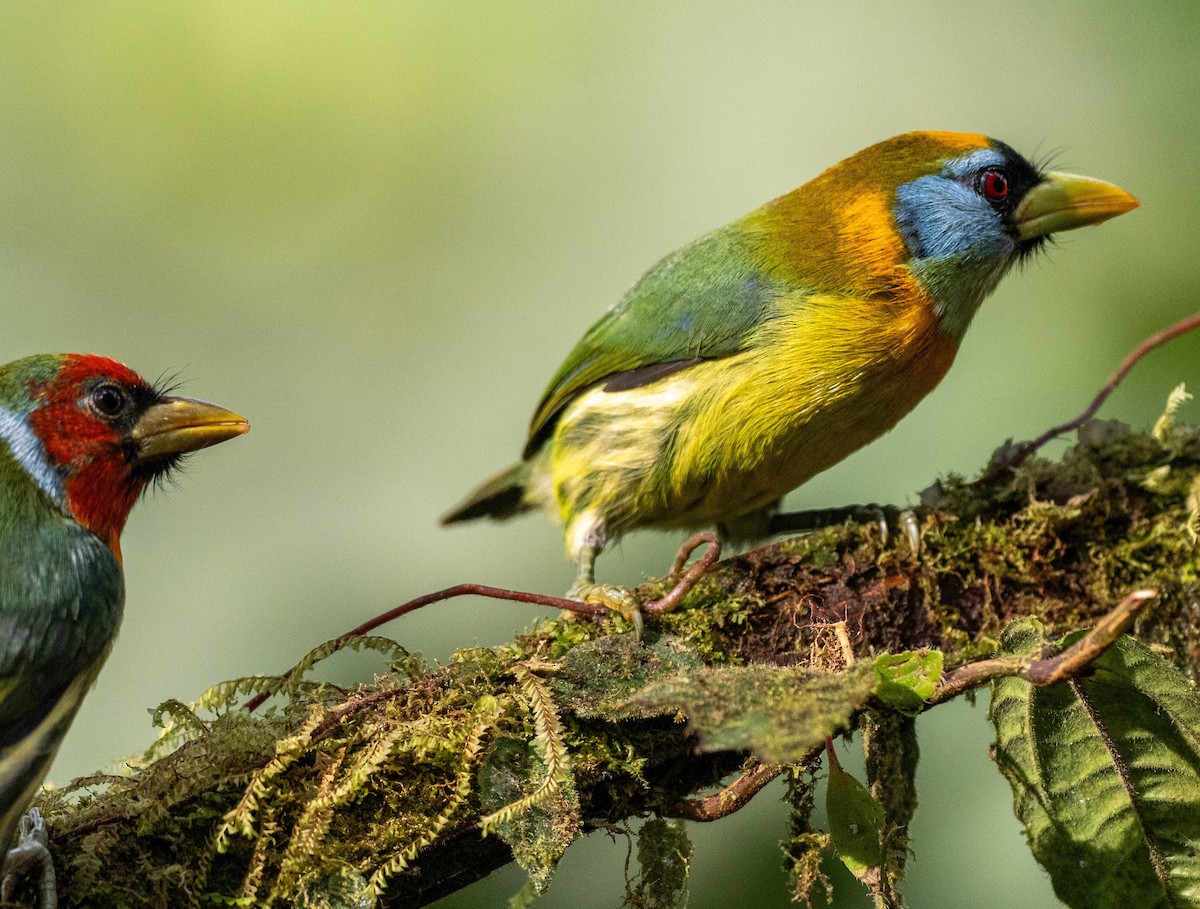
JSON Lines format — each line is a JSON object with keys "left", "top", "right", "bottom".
{"left": 891, "top": 153, "right": 1021, "bottom": 340}
{"left": 0, "top": 407, "right": 67, "bottom": 511}
{"left": 939, "top": 148, "right": 1007, "bottom": 180}
{"left": 893, "top": 175, "right": 1013, "bottom": 264}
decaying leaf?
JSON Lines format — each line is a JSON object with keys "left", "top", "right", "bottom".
{"left": 614, "top": 662, "right": 875, "bottom": 763}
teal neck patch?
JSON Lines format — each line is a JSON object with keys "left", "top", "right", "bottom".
{"left": 910, "top": 252, "right": 1013, "bottom": 340}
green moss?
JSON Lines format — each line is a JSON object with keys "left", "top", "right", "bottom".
{"left": 777, "top": 527, "right": 843, "bottom": 566}
{"left": 28, "top": 419, "right": 1200, "bottom": 908}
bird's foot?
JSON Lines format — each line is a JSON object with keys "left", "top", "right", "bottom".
{"left": 1, "top": 808, "right": 56, "bottom": 909}
{"left": 890, "top": 507, "right": 921, "bottom": 553}
{"left": 769, "top": 504, "right": 921, "bottom": 553}
{"left": 565, "top": 533, "right": 722, "bottom": 636}
{"left": 647, "top": 531, "right": 722, "bottom": 615}
{"left": 567, "top": 582, "right": 644, "bottom": 637}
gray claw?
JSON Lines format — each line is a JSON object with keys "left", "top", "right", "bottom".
{"left": 854, "top": 505, "right": 921, "bottom": 554}
{"left": 2, "top": 808, "right": 56, "bottom": 909}
{"left": 898, "top": 509, "right": 921, "bottom": 554}
{"left": 847, "top": 505, "right": 891, "bottom": 544}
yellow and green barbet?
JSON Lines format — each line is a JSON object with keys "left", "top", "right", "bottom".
{"left": 444, "top": 131, "right": 1138, "bottom": 614}
{"left": 0, "top": 354, "right": 248, "bottom": 907}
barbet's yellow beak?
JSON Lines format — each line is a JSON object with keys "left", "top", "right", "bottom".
{"left": 131, "top": 396, "right": 250, "bottom": 462}
{"left": 1015, "top": 171, "right": 1140, "bottom": 242}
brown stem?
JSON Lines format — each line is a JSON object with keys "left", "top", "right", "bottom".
{"left": 244, "top": 534, "right": 724, "bottom": 712}
{"left": 1026, "top": 589, "right": 1156, "bottom": 685}
{"left": 645, "top": 532, "right": 722, "bottom": 615}
{"left": 667, "top": 760, "right": 785, "bottom": 822}
{"left": 931, "top": 589, "right": 1157, "bottom": 702}
{"left": 930, "top": 657, "right": 1029, "bottom": 704}
{"left": 984, "top": 310, "right": 1200, "bottom": 478}
{"left": 243, "top": 584, "right": 610, "bottom": 712}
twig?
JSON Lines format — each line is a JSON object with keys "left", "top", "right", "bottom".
{"left": 243, "top": 584, "right": 610, "bottom": 712}
{"left": 931, "top": 589, "right": 1156, "bottom": 703}
{"left": 645, "top": 532, "right": 722, "bottom": 615}
{"left": 927, "top": 657, "right": 1027, "bottom": 703}
{"left": 244, "top": 533, "right": 724, "bottom": 713}
{"left": 984, "top": 310, "right": 1200, "bottom": 478}
{"left": 1026, "top": 589, "right": 1157, "bottom": 685}
{"left": 668, "top": 760, "right": 785, "bottom": 822}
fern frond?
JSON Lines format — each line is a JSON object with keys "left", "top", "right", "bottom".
{"left": 480, "top": 665, "right": 572, "bottom": 834}
{"left": 1153, "top": 382, "right": 1192, "bottom": 443}
{"left": 367, "top": 695, "right": 500, "bottom": 895}
{"left": 215, "top": 704, "right": 328, "bottom": 850}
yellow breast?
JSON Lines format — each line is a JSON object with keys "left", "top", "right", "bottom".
{"left": 542, "top": 279, "right": 956, "bottom": 535}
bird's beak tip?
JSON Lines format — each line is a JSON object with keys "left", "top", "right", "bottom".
{"left": 1015, "top": 171, "right": 1139, "bottom": 242}
{"left": 130, "top": 397, "right": 249, "bottom": 461}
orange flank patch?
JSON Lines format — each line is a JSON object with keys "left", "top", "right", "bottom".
{"left": 836, "top": 191, "right": 912, "bottom": 292}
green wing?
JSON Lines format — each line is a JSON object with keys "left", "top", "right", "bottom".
{"left": 0, "top": 509, "right": 123, "bottom": 843}
{"left": 524, "top": 222, "right": 784, "bottom": 456}
{"left": 0, "top": 514, "right": 122, "bottom": 721}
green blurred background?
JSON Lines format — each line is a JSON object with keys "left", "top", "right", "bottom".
{"left": 2, "top": 2, "right": 1196, "bottom": 906}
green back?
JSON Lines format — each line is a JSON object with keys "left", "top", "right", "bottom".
{"left": 524, "top": 222, "right": 785, "bottom": 456}
{"left": 0, "top": 459, "right": 124, "bottom": 723}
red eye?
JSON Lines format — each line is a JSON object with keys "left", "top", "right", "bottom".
{"left": 981, "top": 169, "right": 1008, "bottom": 201}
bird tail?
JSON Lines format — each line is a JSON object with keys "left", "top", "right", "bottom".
{"left": 0, "top": 666, "right": 98, "bottom": 852}
{"left": 441, "top": 461, "right": 534, "bottom": 524}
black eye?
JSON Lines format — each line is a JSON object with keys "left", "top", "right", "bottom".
{"left": 980, "top": 169, "right": 1009, "bottom": 202}
{"left": 91, "top": 383, "right": 129, "bottom": 418}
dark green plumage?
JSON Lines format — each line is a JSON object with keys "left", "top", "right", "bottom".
{"left": 0, "top": 474, "right": 122, "bottom": 847}
{"left": 0, "top": 353, "right": 248, "bottom": 902}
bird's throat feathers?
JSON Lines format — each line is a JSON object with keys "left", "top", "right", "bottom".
{"left": 0, "top": 408, "right": 124, "bottom": 561}
{"left": 30, "top": 436, "right": 136, "bottom": 564}
{"left": 53, "top": 460, "right": 136, "bottom": 562}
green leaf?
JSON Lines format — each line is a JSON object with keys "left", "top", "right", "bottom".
{"left": 871, "top": 650, "right": 943, "bottom": 716}
{"left": 478, "top": 736, "right": 580, "bottom": 894}
{"left": 826, "top": 756, "right": 885, "bottom": 880}
{"left": 616, "top": 662, "right": 875, "bottom": 763}
{"left": 624, "top": 818, "right": 693, "bottom": 909}
{"left": 991, "top": 618, "right": 1200, "bottom": 909}
{"left": 863, "top": 709, "right": 919, "bottom": 889}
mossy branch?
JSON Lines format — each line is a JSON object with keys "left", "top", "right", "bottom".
{"left": 16, "top": 416, "right": 1200, "bottom": 909}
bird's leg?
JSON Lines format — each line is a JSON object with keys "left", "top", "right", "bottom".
{"left": 1, "top": 809, "right": 56, "bottom": 909}
{"left": 716, "top": 502, "right": 778, "bottom": 553}
{"left": 769, "top": 504, "right": 921, "bottom": 553}
{"left": 565, "top": 519, "right": 643, "bottom": 635}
